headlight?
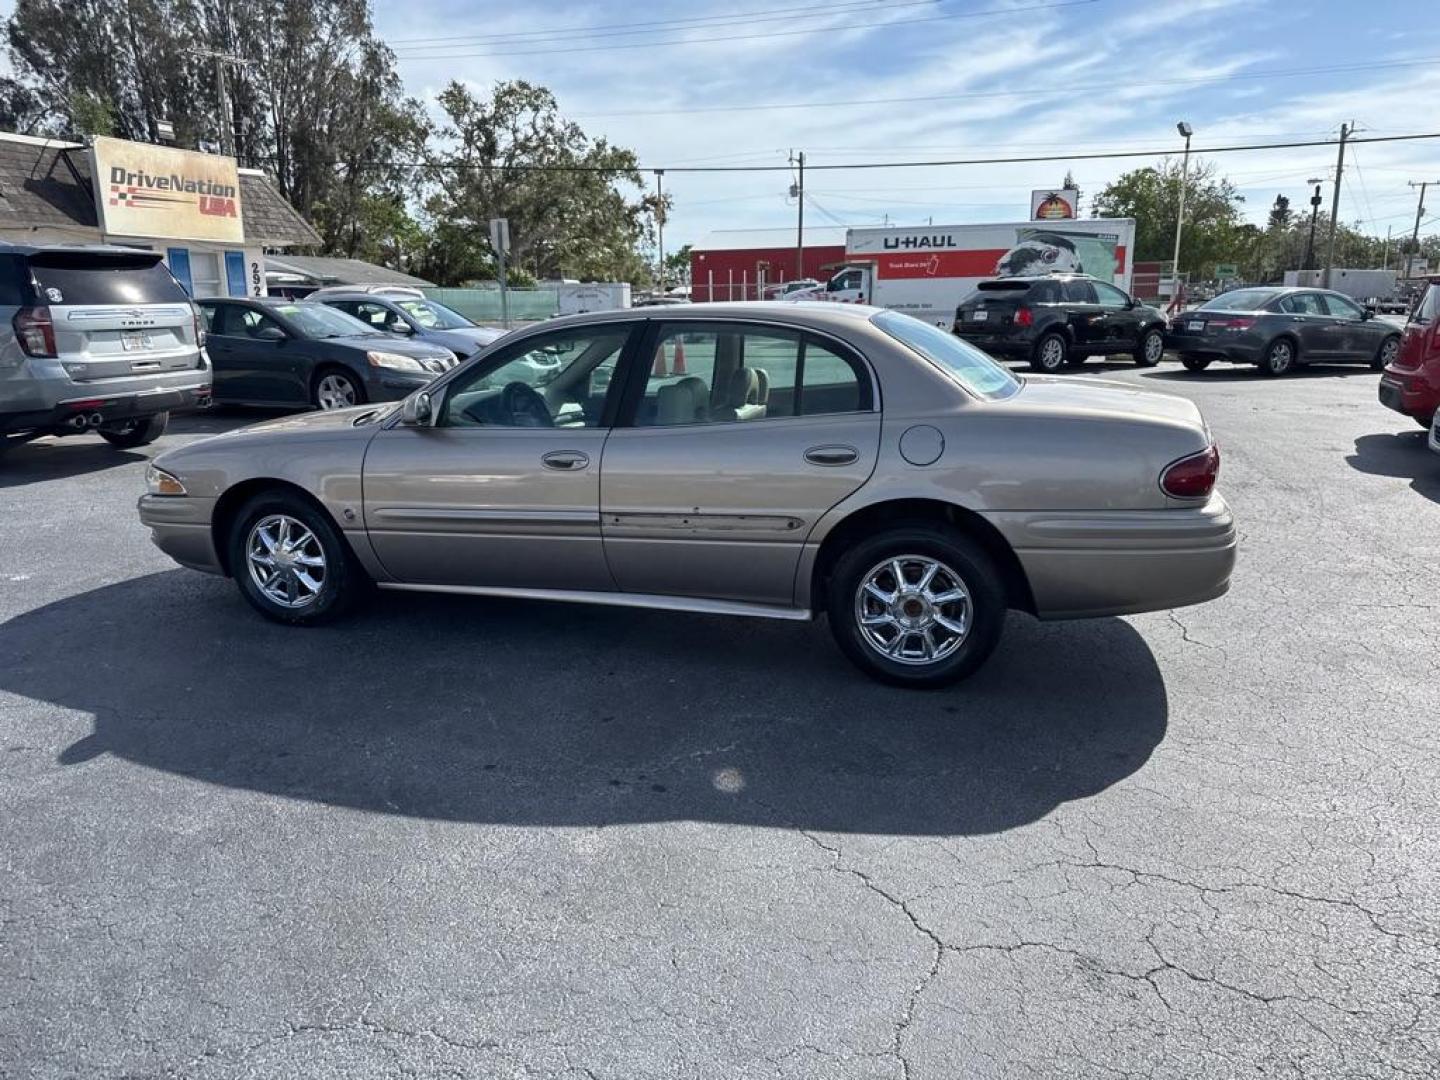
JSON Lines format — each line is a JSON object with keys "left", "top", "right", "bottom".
{"left": 145, "top": 465, "right": 186, "bottom": 496}
{"left": 366, "top": 351, "right": 427, "bottom": 373}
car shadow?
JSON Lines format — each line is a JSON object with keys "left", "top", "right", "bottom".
{"left": 2, "top": 572, "right": 1169, "bottom": 837}
{"left": 0, "top": 438, "right": 147, "bottom": 489}
{"left": 1140, "top": 364, "right": 1375, "bottom": 383}
{"left": 1347, "top": 431, "right": 1440, "bottom": 504}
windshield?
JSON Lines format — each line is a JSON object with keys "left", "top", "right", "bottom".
{"left": 873, "top": 310, "right": 1021, "bottom": 400}
{"left": 280, "top": 304, "right": 381, "bottom": 339}
{"left": 395, "top": 298, "right": 475, "bottom": 330}
{"left": 1201, "top": 289, "right": 1278, "bottom": 312}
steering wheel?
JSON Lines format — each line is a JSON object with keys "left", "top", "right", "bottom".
{"left": 500, "top": 381, "right": 553, "bottom": 427}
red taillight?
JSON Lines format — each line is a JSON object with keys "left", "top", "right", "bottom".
{"left": 1015, "top": 306, "right": 1034, "bottom": 327}
{"left": 1161, "top": 444, "right": 1220, "bottom": 499}
{"left": 1209, "top": 316, "right": 1255, "bottom": 331}
{"left": 13, "top": 306, "right": 56, "bottom": 358}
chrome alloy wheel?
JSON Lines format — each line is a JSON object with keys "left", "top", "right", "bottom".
{"left": 1380, "top": 337, "right": 1400, "bottom": 366}
{"left": 1268, "top": 340, "right": 1294, "bottom": 373}
{"left": 316, "top": 373, "right": 358, "bottom": 410}
{"left": 246, "top": 514, "right": 326, "bottom": 608}
{"left": 854, "top": 555, "right": 971, "bottom": 665}
{"left": 1144, "top": 331, "right": 1165, "bottom": 363}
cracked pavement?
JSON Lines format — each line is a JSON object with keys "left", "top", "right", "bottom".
{"left": 1, "top": 361, "right": 1438, "bottom": 1078}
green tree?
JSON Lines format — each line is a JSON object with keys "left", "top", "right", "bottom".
{"left": 417, "top": 80, "right": 656, "bottom": 285}
{"left": 664, "top": 243, "right": 694, "bottom": 285}
{"left": 1091, "top": 159, "right": 1247, "bottom": 273}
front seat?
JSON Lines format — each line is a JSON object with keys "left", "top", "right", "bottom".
{"left": 656, "top": 376, "right": 709, "bottom": 425}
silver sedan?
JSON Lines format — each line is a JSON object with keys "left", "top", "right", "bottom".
{"left": 139, "top": 303, "right": 1236, "bottom": 687}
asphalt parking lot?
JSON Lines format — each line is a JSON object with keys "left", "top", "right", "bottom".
{"left": 2, "top": 359, "right": 1438, "bottom": 1079}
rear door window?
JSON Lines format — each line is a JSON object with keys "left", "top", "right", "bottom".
{"left": 26, "top": 252, "right": 189, "bottom": 305}
{"left": 1279, "top": 293, "right": 1326, "bottom": 315}
{"left": 1062, "top": 280, "right": 1097, "bottom": 303}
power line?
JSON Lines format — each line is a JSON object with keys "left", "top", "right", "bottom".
{"left": 388, "top": 0, "right": 960, "bottom": 50}
{"left": 310, "top": 130, "right": 1440, "bottom": 174}
{"left": 571, "top": 55, "right": 1440, "bottom": 118}
{"left": 389, "top": 0, "right": 1097, "bottom": 59}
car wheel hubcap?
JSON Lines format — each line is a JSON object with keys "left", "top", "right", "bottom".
{"left": 1271, "top": 344, "right": 1291, "bottom": 370}
{"left": 1145, "top": 334, "right": 1163, "bottom": 361}
{"left": 317, "top": 375, "right": 356, "bottom": 410}
{"left": 246, "top": 514, "right": 326, "bottom": 609}
{"left": 854, "top": 555, "right": 971, "bottom": 666}
{"left": 1041, "top": 339, "right": 1064, "bottom": 368}
{"left": 1382, "top": 340, "right": 1398, "bottom": 364}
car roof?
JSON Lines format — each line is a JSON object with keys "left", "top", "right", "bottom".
{"left": 0, "top": 241, "right": 163, "bottom": 258}
{"left": 528, "top": 301, "right": 884, "bottom": 333}
{"left": 981, "top": 274, "right": 1101, "bottom": 285}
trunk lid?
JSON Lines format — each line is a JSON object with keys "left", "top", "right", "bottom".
{"left": 955, "top": 282, "right": 1031, "bottom": 331}
{"left": 1014, "top": 375, "right": 1209, "bottom": 433}
{"left": 27, "top": 249, "right": 200, "bottom": 384}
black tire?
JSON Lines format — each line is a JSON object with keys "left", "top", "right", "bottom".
{"left": 311, "top": 367, "right": 366, "bottom": 411}
{"left": 98, "top": 411, "right": 168, "bottom": 449}
{"left": 1030, "top": 332, "right": 1069, "bottom": 373}
{"left": 1372, "top": 334, "right": 1400, "bottom": 372}
{"left": 826, "top": 524, "right": 1007, "bottom": 689}
{"left": 1064, "top": 354, "right": 1087, "bottom": 368}
{"left": 226, "top": 489, "right": 363, "bottom": 625}
{"left": 1134, "top": 327, "right": 1165, "bottom": 367}
{"left": 1257, "top": 337, "right": 1298, "bottom": 377}
{"left": 1180, "top": 355, "right": 1211, "bottom": 372}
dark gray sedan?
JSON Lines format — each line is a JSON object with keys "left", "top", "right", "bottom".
{"left": 1167, "top": 287, "right": 1402, "bottom": 376}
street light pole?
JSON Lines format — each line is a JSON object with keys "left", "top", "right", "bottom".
{"left": 654, "top": 169, "right": 665, "bottom": 293}
{"left": 1169, "top": 121, "right": 1192, "bottom": 309}
{"left": 1302, "top": 179, "right": 1325, "bottom": 275}
{"left": 1322, "top": 122, "right": 1349, "bottom": 289}
{"left": 1405, "top": 180, "right": 1440, "bottom": 281}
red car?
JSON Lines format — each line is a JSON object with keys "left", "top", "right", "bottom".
{"left": 1380, "top": 283, "right": 1440, "bottom": 427}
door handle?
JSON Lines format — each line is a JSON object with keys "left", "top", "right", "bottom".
{"left": 541, "top": 450, "right": 590, "bottom": 471}
{"left": 804, "top": 445, "right": 859, "bottom": 467}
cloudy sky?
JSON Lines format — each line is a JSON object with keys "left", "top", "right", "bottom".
{"left": 373, "top": 0, "right": 1440, "bottom": 250}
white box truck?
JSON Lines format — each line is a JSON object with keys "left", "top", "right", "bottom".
{"left": 785, "top": 219, "right": 1137, "bottom": 328}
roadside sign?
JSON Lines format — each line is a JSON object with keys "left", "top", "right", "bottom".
{"left": 489, "top": 217, "right": 509, "bottom": 254}
{"left": 1214, "top": 263, "right": 1239, "bottom": 279}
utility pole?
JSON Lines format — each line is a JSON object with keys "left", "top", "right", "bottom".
{"left": 186, "top": 48, "right": 252, "bottom": 158}
{"left": 790, "top": 150, "right": 805, "bottom": 281}
{"left": 654, "top": 170, "right": 665, "bottom": 293}
{"left": 1322, "top": 123, "right": 1350, "bottom": 288}
{"left": 1405, "top": 180, "right": 1440, "bottom": 281}
{"left": 1384, "top": 225, "right": 1392, "bottom": 271}
{"left": 1302, "top": 179, "right": 1325, "bottom": 275}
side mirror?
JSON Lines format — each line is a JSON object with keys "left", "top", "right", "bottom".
{"left": 256, "top": 325, "right": 286, "bottom": 342}
{"left": 391, "top": 319, "right": 415, "bottom": 334}
{"left": 401, "top": 391, "right": 434, "bottom": 426}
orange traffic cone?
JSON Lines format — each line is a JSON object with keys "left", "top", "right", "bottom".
{"left": 653, "top": 342, "right": 668, "bottom": 376}
{"left": 672, "top": 338, "right": 687, "bottom": 375}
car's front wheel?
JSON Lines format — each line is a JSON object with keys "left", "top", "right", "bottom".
{"left": 1031, "top": 332, "right": 1069, "bottom": 373}
{"left": 312, "top": 368, "right": 366, "bottom": 411}
{"left": 1135, "top": 328, "right": 1165, "bottom": 367}
{"left": 1373, "top": 334, "right": 1400, "bottom": 372}
{"left": 826, "top": 526, "right": 1006, "bottom": 688}
{"left": 98, "top": 412, "right": 168, "bottom": 449}
{"left": 227, "top": 490, "right": 362, "bottom": 625}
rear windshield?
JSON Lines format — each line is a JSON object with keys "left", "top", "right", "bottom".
{"left": 27, "top": 252, "right": 189, "bottom": 306}
{"left": 1201, "top": 289, "right": 1277, "bottom": 312}
{"left": 873, "top": 310, "right": 1020, "bottom": 401}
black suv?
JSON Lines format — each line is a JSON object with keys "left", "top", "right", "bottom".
{"left": 953, "top": 274, "right": 1169, "bottom": 373}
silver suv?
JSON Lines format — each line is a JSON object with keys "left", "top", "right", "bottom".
{"left": 0, "top": 244, "right": 211, "bottom": 452}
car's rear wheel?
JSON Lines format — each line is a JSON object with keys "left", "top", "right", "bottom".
{"left": 98, "top": 412, "right": 168, "bottom": 449}
{"left": 1031, "top": 332, "right": 1069, "bottom": 373}
{"left": 1373, "top": 335, "right": 1400, "bottom": 372}
{"left": 312, "top": 368, "right": 365, "bottom": 411}
{"left": 1258, "top": 337, "right": 1297, "bottom": 377}
{"left": 1135, "top": 328, "right": 1165, "bottom": 367}
{"left": 826, "top": 526, "right": 1006, "bottom": 688}
{"left": 1180, "top": 355, "right": 1211, "bottom": 372}
{"left": 227, "top": 490, "right": 362, "bottom": 625}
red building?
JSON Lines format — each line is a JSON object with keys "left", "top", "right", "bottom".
{"left": 690, "top": 227, "right": 847, "bottom": 301}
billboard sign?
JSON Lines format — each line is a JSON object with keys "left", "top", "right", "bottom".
{"left": 1031, "top": 188, "right": 1080, "bottom": 220}
{"left": 90, "top": 136, "right": 244, "bottom": 244}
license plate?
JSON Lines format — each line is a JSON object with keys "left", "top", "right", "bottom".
{"left": 1187, "top": 320, "right": 1205, "bottom": 332}
{"left": 971, "top": 310, "right": 988, "bottom": 322}
{"left": 121, "top": 331, "right": 152, "bottom": 351}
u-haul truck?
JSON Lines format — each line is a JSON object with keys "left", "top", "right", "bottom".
{"left": 786, "top": 219, "right": 1137, "bottom": 328}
